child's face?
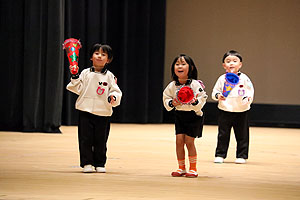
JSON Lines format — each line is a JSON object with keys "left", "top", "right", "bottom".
{"left": 90, "top": 48, "right": 110, "bottom": 70}
{"left": 174, "top": 57, "right": 189, "bottom": 80}
{"left": 223, "top": 55, "right": 242, "bottom": 74}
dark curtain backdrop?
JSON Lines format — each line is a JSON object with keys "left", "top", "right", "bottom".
{"left": 0, "top": 0, "right": 65, "bottom": 133}
{"left": 0, "top": 0, "right": 166, "bottom": 132}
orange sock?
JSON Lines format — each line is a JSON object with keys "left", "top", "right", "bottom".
{"left": 178, "top": 159, "right": 185, "bottom": 170}
{"left": 189, "top": 155, "right": 197, "bottom": 171}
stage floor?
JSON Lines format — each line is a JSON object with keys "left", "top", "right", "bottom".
{"left": 0, "top": 124, "right": 300, "bottom": 199}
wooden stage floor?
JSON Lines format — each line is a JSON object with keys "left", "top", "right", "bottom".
{"left": 0, "top": 124, "right": 300, "bottom": 200}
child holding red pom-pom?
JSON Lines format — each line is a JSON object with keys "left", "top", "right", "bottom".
{"left": 163, "top": 54, "right": 207, "bottom": 178}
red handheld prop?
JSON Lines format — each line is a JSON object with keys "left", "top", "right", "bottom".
{"left": 63, "top": 38, "right": 82, "bottom": 74}
{"left": 176, "top": 86, "right": 195, "bottom": 104}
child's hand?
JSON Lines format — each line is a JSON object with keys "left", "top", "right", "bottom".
{"left": 218, "top": 94, "right": 226, "bottom": 101}
{"left": 190, "top": 97, "right": 197, "bottom": 104}
{"left": 109, "top": 95, "right": 116, "bottom": 104}
{"left": 172, "top": 98, "right": 181, "bottom": 107}
{"left": 69, "top": 65, "right": 79, "bottom": 75}
{"left": 242, "top": 96, "right": 252, "bottom": 105}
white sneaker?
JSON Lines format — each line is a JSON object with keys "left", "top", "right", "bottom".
{"left": 96, "top": 167, "right": 106, "bottom": 173}
{"left": 214, "top": 157, "right": 224, "bottom": 163}
{"left": 83, "top": 164, "right": 94, "bottom": 173}
{"left": 235, "top": 158, "right": 246, "bottom": 164}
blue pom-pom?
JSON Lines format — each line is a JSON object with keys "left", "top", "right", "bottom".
{"left": 225, "top": 73, "right": 239, "bottom": 85}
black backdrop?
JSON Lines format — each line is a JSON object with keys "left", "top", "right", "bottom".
{"left": 0, "top": 0, "right": 166, "bottom": 133}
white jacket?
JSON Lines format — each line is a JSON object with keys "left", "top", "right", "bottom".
{"left": 212, "top": 72, "right": 254, "bottom": 112}
{"left": 67, "top": 67, "right": 122, "bottom": 116}
{"left": 163, "top": 79, "right": 207, "bottom": 116}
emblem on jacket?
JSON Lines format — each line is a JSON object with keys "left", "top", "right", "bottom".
{"left": 238, "top": 85, "right": 245, "bottom": 96}
{"left": 96, "top": 81, "right": 107, "bottom": 95}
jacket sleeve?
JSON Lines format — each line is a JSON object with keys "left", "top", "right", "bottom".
{"left": 193, "top": 81, "right": 208, "bottom": 111}
{"left": 163, "top": 82, "right": 175, "bottom": 111}
{"left": 242, "top": 76, "right": 254, "bottom": 105}
{"left": 212, "top": 76, "right": 223, "bottom": 101}
{"left": 66, "top": 72, "right": 85, "bottom": 95}
{"left": 108, "top": 74, "right": 122, "bottom": 107}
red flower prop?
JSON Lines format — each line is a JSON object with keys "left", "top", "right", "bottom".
{"left": 63, "top": 38, "right": 82, "bottom": 74}
{"left": 176, "top": 86, "right": 194, "bottom": 104}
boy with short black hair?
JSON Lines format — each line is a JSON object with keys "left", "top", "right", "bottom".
{"left": 212, "top": 50, "right": 254, "bottom": 164}
{"left": 67, "top": 44, "right": 122, "bottom": 172}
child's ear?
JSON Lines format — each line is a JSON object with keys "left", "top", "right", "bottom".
{"left": 222, "top": 63, "right": 227, "bottom": 69}
{"left": 239, "top": 62, "right": 243, "bottom": 69}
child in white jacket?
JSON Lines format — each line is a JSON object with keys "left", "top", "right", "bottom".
{"left": 163, "top": 54, "right": 207, "bottom": 178}
{"left": 67, "top": 44, "right": 122, "bottom": 173}
{"left": 212, "top": 50, "right": 254, "bottom": 164}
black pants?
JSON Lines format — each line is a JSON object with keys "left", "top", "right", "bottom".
{"left": 215, "top": 109, "right": 249, "bottom": 159}
{"left": 175, "top": 110, "right": 204, "bottom": 138}
{"left": 78, "top": 111, "right": 110, "bottom": 168}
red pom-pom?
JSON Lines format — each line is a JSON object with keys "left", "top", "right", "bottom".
{"left": 177, "top": 86, "right": 194, "bottom": 104}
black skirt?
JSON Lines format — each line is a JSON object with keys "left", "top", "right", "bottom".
{"left": 175, "top": 110, "right": 204, "bottom": 138}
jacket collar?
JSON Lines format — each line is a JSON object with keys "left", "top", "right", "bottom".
{"left": 175, "top": 79, "right": 192, "bottom": 86}
{"left": 90, "top": 66, "right": 108, "bottom": 74}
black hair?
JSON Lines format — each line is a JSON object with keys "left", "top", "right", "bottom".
{"left": 222, "top": 50, "right": 242, "bottom": 63}
{"left": 89, "top": 44, "right": 113, "bottom": 62}
{"left": 171, "top": 54, "right": 198, "bottom": 81}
